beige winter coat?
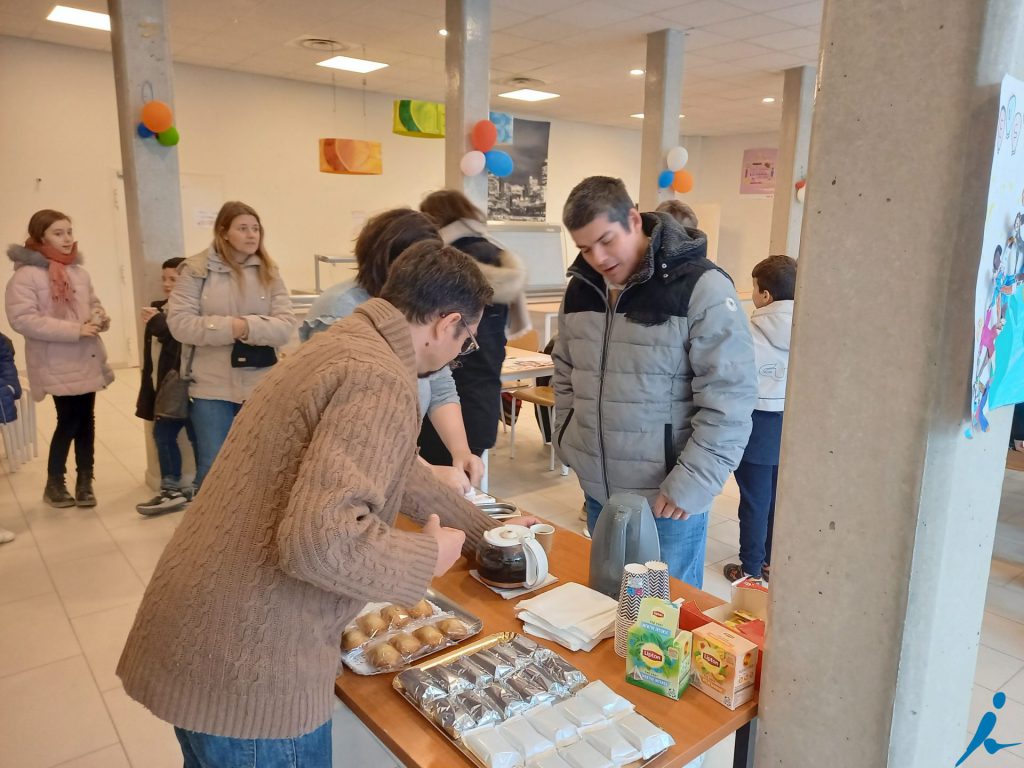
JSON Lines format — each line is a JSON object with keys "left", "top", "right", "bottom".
{"left": 167, "top": 246, "right": 297, "bottom": 404}
{"left": 5, "top": 244, "right": 114, "bottom": 401}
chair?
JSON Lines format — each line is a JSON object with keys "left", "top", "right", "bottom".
{"left": 500, "top": 330, "right": 541, "bottom": 433}
{"left": 1, "top": 383, "right": 36, "bottom": 473}
{"left": 508, "top": 385, "right": 569, "bottom": 475}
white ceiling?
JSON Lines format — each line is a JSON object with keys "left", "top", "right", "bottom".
{"left": 0, "top": 0, "right": 823, "bottom": 136}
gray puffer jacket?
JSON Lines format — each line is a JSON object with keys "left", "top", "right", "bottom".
{"left": 552, "top": 212, "right": 757, "bottom": 514}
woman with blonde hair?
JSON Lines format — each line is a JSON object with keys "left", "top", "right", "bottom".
{"left": 167, "top": 201, "right": 296, "bottom": 491}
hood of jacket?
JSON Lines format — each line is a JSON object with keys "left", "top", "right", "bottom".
{"left": 440, "top": 219, "right": 527, "bottom": 304}
{"left": 567, "top": 211, "right": 708, "bottom": 289}
{"left": 7, "top": 243, "right": 84, "bottom": 269}
{"left": 750, "top": 300, "right": 793, "bottom": 353}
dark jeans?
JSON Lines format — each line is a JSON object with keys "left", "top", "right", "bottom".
{"left": 190, "top": 398, "right": 243, "bottom": 490}
{"left": 734, "top": 460, "right": 778, "bottom": 578}
{"left": 153, "top": 417, "right": 197, "bottom": 489}
{"left": 175, "top": 719, "right": 332, "bottom": 768}
{"left": 48, "top": 393, "right": 95, "bottom": 477}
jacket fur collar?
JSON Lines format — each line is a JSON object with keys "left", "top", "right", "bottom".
{"left": 7, "top": 243, "right": 84, "bottom": 269}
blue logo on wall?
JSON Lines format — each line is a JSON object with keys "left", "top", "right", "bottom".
{"left": 956, "top": 692, "right": 1021, "bottom": 766}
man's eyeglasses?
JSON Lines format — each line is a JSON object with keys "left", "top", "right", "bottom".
{"left": 457, "top": 316, "right": 479, "bottom": 356}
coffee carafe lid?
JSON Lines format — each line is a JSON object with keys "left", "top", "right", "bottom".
{"left": 482, "top": 525, "right": 530, "bottom": 547}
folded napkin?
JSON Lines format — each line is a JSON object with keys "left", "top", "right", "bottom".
{"left": 469, "top": 569, "right": 559, "bottom": 599}
{"left": 514, "top": 582, "right": 618, "bottom": 652}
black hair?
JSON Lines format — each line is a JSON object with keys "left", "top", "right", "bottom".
{"left": 381, "top": 242, "right": 493, "bottom": 324}
{"left": 162, "top": 257, "right": 185, "bottom": 270}
{"left": 562, "top": 176, "right": 635, "bottom": 232}
{"left": 752, "top": 255, "right": 797, "bottom": 301}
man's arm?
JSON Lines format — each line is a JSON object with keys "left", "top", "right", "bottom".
{"left": 660, "top": 271, "right": 757, "bottom": 515}
{"left": 551, "top": 303, "right": 574, "bottom": 460}
{"left": 402, "top": 459, "right": 494, "bottom": 558}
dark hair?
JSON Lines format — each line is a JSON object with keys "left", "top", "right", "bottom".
{"left": 27, "top": 209, "right": 71, "bottom": 243}
{"left": 162, "top": 257, "right": 185, "bottom": 270}
{"left": 752, "top": 255, "right": 797, "bottom": 301}
{"left": 381, "top": 243, "right": 493, "bottom": 324}
{"left": 355, "top": 209, "right": 441, "bottom": 297}
{"left": 655, "top": 200, "right": 699, "bottom": 229}
{"left": 562, "top": 176, "right": 635, "bottom": 232}
{"left": 420, "top": 189, "right": 486, "bottom": 228}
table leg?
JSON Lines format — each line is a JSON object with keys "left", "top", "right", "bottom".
{"left": 732, "top": 718, "right": 757, "bottom": 768}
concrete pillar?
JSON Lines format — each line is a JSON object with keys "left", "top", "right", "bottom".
{"left": 444, "top": 0, "right": 491, "bottom": 213}
{"left": 638, "top": 29, "right": 684, "bottom": 212}
{"left": 768, "top": 65, "right": 815, "bottom": 258}
{"left": 759, "top": 2, "right": 1024, "bottom": 766}
{"left": 109, "top": 0, "right": 189, "bottom": 489}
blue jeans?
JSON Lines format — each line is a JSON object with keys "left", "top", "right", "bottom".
{"left": 190, "top": 398, "right": 243, "bottom": 491}
{"left": 174, "top": 720, "right": 332, "bottom": 768}
{"left": 585, "top": 494, "right": 708, "bottom": 589}
{"left": 153, "top": 417, "right": 197, "bottom": 489}
{"left": 734, "top": 460, "right": 778, "bottom": 578}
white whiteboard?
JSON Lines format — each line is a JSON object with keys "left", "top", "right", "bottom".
{"left": 486, "top": 221, "right": 569, "bottom": 294}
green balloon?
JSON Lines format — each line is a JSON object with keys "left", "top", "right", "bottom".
{"left": 157, "top": 126, "right": 180, "bottom": 146}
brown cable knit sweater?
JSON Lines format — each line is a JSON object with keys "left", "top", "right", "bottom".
{"left": 117, "top": 299, "right": 495, "bottom": 739}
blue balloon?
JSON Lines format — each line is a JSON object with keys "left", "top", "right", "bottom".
{"left": 658, "top": 169, "right": 675, "bottom": 188}
{"left": 137, "top": 122, "right": 154, "bottom": 139}
{"left": 485, "top": 150, "right": 514, "bottom": 178}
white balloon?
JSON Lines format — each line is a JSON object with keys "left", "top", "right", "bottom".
{"left": 795, "top": 186, "right": 806, "bottom": 203}
{"left": 666, "top": 146, "right": 689, "bottom": 172}
{"left": 460, "top": 150, "right": 486, "bottom": 176}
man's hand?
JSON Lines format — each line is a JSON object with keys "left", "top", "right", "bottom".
{"left": 423, "top": 513, "right": 466, "bottom": 577}
{"left": 140, "top": 307, "right": 159, "bottom": 324}
{"left": 653, "top": 493, "right": 690, "bottom": 520}
{"left": 505, "top": 516, "right": 540, "bottom": 528}
{"left": 452, "top": 452, "right": 485, "bottom": 487}
{"left": 430, "top": 464, "right": 472, "bottom": 494}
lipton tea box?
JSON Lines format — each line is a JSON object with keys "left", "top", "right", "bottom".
{"left": 626, "top": 597, "right": 692, "bottom": 700}
{"left": 690, "top": 622, "right": 758, "bottom": 710}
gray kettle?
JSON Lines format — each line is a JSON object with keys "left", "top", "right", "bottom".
{"left": 588, "top": 493, "right": 662, "bottom": 597}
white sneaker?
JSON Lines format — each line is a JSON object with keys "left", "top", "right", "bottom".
{"left": 0, "top": 527, "right": 14, "bottom": 544}
{"left": 136, "top": 489, "right": 188, "bottom": 516}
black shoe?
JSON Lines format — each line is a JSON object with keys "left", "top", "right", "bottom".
{"left": 136, "top": 489, "right": 188, "bottom": 516}
{"left": 43, "top": 475, "right": 76, "bottom": 508}
{"left": 75, "top": 474, "right": 97, "bottom": 507}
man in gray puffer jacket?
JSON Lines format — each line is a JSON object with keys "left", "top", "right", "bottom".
{"left": 553, "top": 176, "right": 757, "bottom": 588}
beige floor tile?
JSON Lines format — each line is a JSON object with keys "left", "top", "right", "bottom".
{"left": 107, "top": 515, "right": 179, "bottom": 583}
{"left": 27, "top": 509, "right": 119, "bottom": 565}
{"left": 0, "top": 534, "right": 55, "bottom": 606}
{"left": 981, "top": 612, "right": 1024, "bottom": 658}
{"left": 704, "top": 536, "right": 737, "bottom": 567}
{"left": 987, "top": 583, "right": 1024, "bottom": 625}
{"left": 49, "top": 550, "right": 145, "bottom": 618}
{"left": 708, "top": 518, "right": 740, "bottom": 548}
{"left": 71, "top": 601, "right": 140, "bottom": 692}
{"left": 991, "top": 557, "right": 1024, "bottom": 587}
{"left": 0, "top": 591, "right": 80, "bottom": 678}
{"left": 103, "top": 685, "right": 184, "bottom": 768}
{"left": 975, "top": 644, "right": 1024, "bottom": 692}
{"left": 52, "top": 744, "right": 131, "bottom": 768}
{"left": 0, "top": 655, "right": 118, "bottom": 768}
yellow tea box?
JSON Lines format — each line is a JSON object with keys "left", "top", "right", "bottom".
{"left": 691, "top": 622, "right": 758, "bottom": 710}
{"left": 626, "top": 597, "right": 692, "bottom": 700}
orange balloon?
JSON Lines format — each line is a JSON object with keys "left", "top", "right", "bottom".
{"left": 471, "top": 120, "right": 497, "bottom": 152}
{"left": 671, "top": 169, "right": 694, "bottom": 194}
{"left": 141, "top": 100, "right": 173, "bottom": 133}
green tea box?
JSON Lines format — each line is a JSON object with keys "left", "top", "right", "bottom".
{"left": 626, "top": 597, "right": 692, "bottom": 700}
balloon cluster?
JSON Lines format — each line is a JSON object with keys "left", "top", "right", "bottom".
{"left": 460, "top": 119, "right": 514, "bottom": 177}
{"left": 136, "top": 100, "right": 180, "bottom": 147}
{"left": 657, "top": 146, "right": 693, "bottom": 193}
{"left": 795, "top": 179, "right": 807, "bottom": 203}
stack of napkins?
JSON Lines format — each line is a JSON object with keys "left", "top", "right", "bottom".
{"left": 514, "top": 582, "right": 618, "bottom": 652}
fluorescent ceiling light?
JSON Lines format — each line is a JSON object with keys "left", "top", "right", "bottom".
{"left": 762, "top": 97, "right": 776, "bottom": 103}
{"left": 316, "top": 55, "right": 388, "bottom": 73}
{"left": 499, "top": 88, "right": 560, "bottom": 102}
{"left": 46, "top": 5, "right": 110, "bottom": 31}
{"left": 630, "top": 68, "right": 645, "bottom": 76}
{"left": 439, "top": 29, "right": 448, "bottom": 36}
{"left": 630, "top": 113, "right": 685, "bottom": 119}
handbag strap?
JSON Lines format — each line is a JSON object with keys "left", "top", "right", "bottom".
{"left": 182, "top": 273, "right": 206, "bottom": 380}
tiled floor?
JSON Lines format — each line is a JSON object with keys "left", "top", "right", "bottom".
{"left": 0, "top": 372, "right": 1022, "bottom": 767}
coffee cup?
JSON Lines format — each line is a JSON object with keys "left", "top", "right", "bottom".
{"left": 529, "top": 523, "right": 555, "bottom": 554}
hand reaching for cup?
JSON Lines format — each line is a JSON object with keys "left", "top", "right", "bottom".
{"left": 423, "top": 513, "right": 466, "bottom": 577}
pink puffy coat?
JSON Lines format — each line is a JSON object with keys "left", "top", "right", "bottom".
{"left": 5, "top": 244, "right": 114, "bottom": 401}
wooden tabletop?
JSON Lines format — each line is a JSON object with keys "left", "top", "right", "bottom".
{"left": 335, "top": 514, "right": 757, "bottom": 767}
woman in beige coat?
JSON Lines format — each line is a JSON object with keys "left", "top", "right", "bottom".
{"left": 5, "top": 209, "right": 113, "bottom": 507}
{"left": 167, "top": 201, "right": 296, "bottom": 491}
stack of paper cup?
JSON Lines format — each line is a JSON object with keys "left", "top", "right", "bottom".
{"left": 644, "top": 560, "right": 670, "bottom": 601}
{"left": 614, "top": 563, "right": 649, "bottom": 657}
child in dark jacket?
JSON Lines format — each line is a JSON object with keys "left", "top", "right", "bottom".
{"left": 0, "top": 331, "right": 22, "bottom": 542}
{"left": 134, "top": 258, "right": 196, "bottom": 515}
{"left": 724, "top": 255, "right": 797, "bottom": 582}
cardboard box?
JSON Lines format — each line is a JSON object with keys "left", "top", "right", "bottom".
{"left": 690, "top": 622, "right": 759, "bottom": 710}
{"left": 626, "top": 598, "right": 692, "bottom": 700}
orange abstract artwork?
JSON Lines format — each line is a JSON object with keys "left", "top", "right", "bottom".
{"left": 318, "top": 138, "right": 382, "bottom": 175}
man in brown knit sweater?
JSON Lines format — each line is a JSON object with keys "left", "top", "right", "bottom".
{"left": 118, "top": 243, "right": 514, "bottom": 767}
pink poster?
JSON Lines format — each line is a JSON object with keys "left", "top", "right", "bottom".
{"left": 740, "top": 148, "right": 777, "bottom": 195}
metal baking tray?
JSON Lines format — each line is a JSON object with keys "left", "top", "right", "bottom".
{"left": 340, "top": 588, "right": 483, "bottom": 675}
{"left": 476, "top": 502, "right": 519, "bottom": 520}
{"left": 393, "top": 632, "right": 670, "bottom": 768}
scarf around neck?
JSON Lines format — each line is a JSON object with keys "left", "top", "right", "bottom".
{"left": 25, "top": 238, "right": 78, "bottom": 319}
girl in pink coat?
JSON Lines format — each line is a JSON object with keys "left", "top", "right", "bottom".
{"left": 5, "top": 209, "right": 114, "bottom": 507}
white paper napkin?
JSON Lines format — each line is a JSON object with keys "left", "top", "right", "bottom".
{"left": 469, "top": 569, "right": 559, "bottom": 599}
{"left": 515, "top": 582, "right": 619, "bottom": 630}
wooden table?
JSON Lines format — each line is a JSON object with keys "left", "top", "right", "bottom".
{"left": 500, "top": 346, "right": 554, "bottom": 383}
{"left": 335, "top": 516, "right": 758, "bottom": 768}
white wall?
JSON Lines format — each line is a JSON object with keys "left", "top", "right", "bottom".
{"left": 0, "top": 34, "right": 773, "bottom": 366}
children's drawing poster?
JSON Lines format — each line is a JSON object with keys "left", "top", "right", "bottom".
{"left": 740, "top": 148, "right": 777, "bottom": 195}
{"left": 968, "top": 74, "right": 1024, "bottom": 436}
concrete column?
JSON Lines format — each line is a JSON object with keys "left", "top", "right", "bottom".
{"left": 109, "top": 0, "right": 188, "bottom": 489}
{"left": 638, "top": 29, "right": 684, "bottom": 212}
{"left": 444, "top": 0, "right": 491, "bottom": 213}
{"left": 759, "top": 2, "right": 1024, "bottom": 766}
{"left": 768, "top": 65, "right": 815, "bottom": 258}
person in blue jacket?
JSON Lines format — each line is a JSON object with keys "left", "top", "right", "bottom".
{"left": 0, "top": 331, "right": 23, "bottom": 543}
